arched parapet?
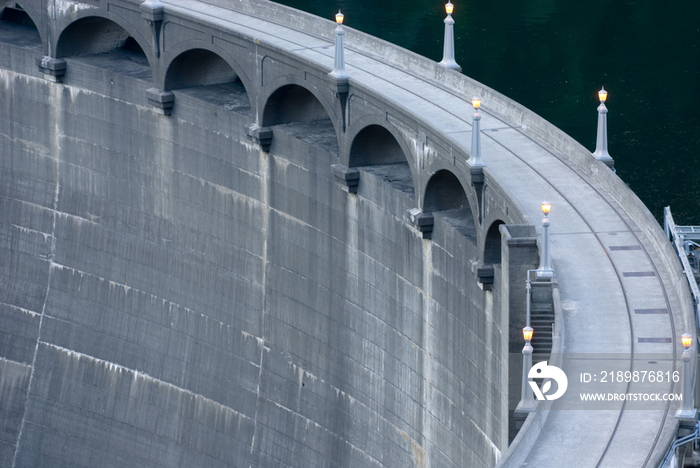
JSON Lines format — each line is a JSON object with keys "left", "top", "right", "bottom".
{"left": 0, "top": 0, "right": 44, "bottom": 50}
{"left": 257, "top": 51, "right": 340, "bottom": 123}
{"left": 261, "top": 76, "right": 337, "bottom": 125}
{"left": 262, "top": 82, "right": 332, "bottom": 127}
{"left": 473, "top": 219, "right": 506, "bottom": 291}
{"left": 158, "top": 17, "right": 255, "bottom": 88}
{"left": 165, "top": 49, "right": 237, "bottom": 89}
{"left": 339, "top": 119, "right": 417, "bottom": 200}
{"left": 421, "top": 168, "right": 478, "bottom": 243}
{"left": 160, "top": 47, "right": 251, "bottom": 117}
{"left": 347, "top": 117, "right": 416, "bottom": 199}
{"left": 476, "top": 170, "right": 529, "bottom": 257}
{"left": 424, "top": 159, "right": 478, "bottom": 209}
{"left": 259, "top": 79, "right": 340, "bottom": 154}
{"left": 53, "top": 9, "right": 154, "bottom": 66}
{"left": 484, "top": 220, "right": 506, "bottom": 265}
{"left": 343, "top": 94, "right": 422, "bottom": 164}
{"left": 423, "top": 168, "right": 471, "bottom": 213}
{"left": 160, "top": 40, "right": 252, "bottom": 95}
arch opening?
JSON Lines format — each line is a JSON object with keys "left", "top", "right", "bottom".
{"left": 57, "top": 17, "right": 137, "bottom": 57}
{"left": 484, "top": 220, "right": 505, "bottom": 264}
{"left": 262, "top": 84, "right": 338, "bottom": 154}
{"left": 165, "top": 49, "right": 250, "bottom": 115}
{"left": 263, "top": 85, "right": 330, "bottom": 127}
{"left": 56, "top": 17, "right": 151, "bottom": 80}
{"left": 0, "top": 3, "right": 41, "bottom": 50}
{"left": 349, "top": 124, "right": 414, "bottom": 199}
{"left": 424, "top": 170, "right": 475, "bottom": 240}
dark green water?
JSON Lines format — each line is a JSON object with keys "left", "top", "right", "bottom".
{"left": 275, "top": 0, "right": 700, "bottom": 225}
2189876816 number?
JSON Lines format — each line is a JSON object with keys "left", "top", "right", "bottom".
{"left": 599, "top": 370, "right": 679, "bottom": 383}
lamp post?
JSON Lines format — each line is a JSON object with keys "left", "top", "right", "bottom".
{"left": 676, "top": 332, "right": 698, "bottom": 421}
{"left": 515, "top": 326, "right": 538, "bottom": 415}
{"left": 537, "top": 201, "right": 553, "bottom": 278}
{"left": 468, "top": 97, "right": 485, "bottom": 167}
{"left": 329, "top": 11, "right": 349, "bottom": 80}
{"left": 592, "top": 86, "right": 615, "bottom": 170}
{"left": 438, "top": 1, "right": 461, "bottom": 72}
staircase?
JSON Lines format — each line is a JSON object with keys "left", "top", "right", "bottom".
{"left": 530, "top": 281, "right": 555, "bottom": 362}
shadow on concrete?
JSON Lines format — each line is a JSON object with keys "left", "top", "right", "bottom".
{"left": 177, "top": 82, "right": 251, "bottom": 117}
{"left": 435, "top": 208, "right": 477, "bottom": 242}
{"left": 360, "top": 163, "right": 414, "bottom": 200}
{"left": 274, "top": 119, "right": 339, "bottom": 156}
{"left": 70, "top": 45, "right": 152, "bottom": 81}
{"left": 0, "top": 5, "right": 41, "bottom": 50}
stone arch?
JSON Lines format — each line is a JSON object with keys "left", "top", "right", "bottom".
{"left": 484, "top": 219, "right": 505, "bottom": 264}
{"left": 262, "top": 84, "right": 332, "bottom": 127}
{"left": 161, "top": 46, "right": 252, "bottom": 116}
{"left": 423, "top": 170, "right": 469, "bottom": 212}
{"left": 261, "top": 82, "right": 339, "bottom": 154}
{"left": 423, "top": 169, "right": 476, "bottom": 240}
{"left": 164, "top": 49, "right": 237, "bottom": 89}
{"left": 349, "top": 124, "right": 406, "bottom": 167}
{"left": 0, "top": 1, "right": 43, "bottom": 48}
{"left": 347, "top": 123, "right": 416, "bottom": 199}
{"left": 55, "top": 16, "right": 150, "bottom": 65}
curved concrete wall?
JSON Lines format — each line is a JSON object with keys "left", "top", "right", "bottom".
{"left": 0, "top": 8, "right": 511, "bottom": 467}
{"left": 5, "top": 0, "right": 689, "bottom": 465}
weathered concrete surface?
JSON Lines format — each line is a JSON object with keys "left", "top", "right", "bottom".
{"left": 0, "top": 0, "right": 694, "bottom": 467}
{"left": 0, "top": 17, "right": 508, "bottom": 468}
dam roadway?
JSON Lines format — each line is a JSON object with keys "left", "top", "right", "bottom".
{"left": 0, "top": 0, "right": 694, "bottom": 466}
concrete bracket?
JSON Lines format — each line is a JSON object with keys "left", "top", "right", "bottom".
{"left": 407, "top": 208, "right": 434, "bottom": 239}
{"left": 332, "top": 76, "right": 349, "bottom": 96}
{"left": 247, "top": 125, "right": 273, "bottom": 152}
{"left": 146, "top": 88, "right": 174, "bottom": 115}
{"left": 331, "top": 164, "right": 360, "bottom": 193}
{"left": 36, "top": 57, "right": 66, "bottom": 83}
{"left": 477, "top": 265, "right": 495, "bottom": 290}
{"left": 141, "top": 0, "right": 164, "bottom": 58}
{"left": 470, "top": 259, "right": 495, "bottom": 290}
{"left": 469, "top": 165, "right": 485, "bottom": 185}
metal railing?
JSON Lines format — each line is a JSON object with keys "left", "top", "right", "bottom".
{"left": 659, "top": 420, "right": 700, "bottom": 468}
{"left": 664, "top": 206, "right": 700, "bottom": 328}
{"left": 662, "top": 206, "right": 700, "bottom": 467}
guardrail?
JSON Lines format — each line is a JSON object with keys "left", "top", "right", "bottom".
{"left": 664, "top": 206, "right": 700, "bottom": 328}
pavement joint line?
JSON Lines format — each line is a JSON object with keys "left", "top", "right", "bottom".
{"left": 290, "top": 45, "right": 331, "bottom": 51}
{"left": 550, "top": 232, "right": 607, "bottom": 236}
{"left": 638, "top": 338, "right": 673, "bottom": 343}
{"left": 484, "top": 127, "right": 511, "bottom": 132}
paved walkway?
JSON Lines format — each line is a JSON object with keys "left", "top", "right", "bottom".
{"left": 189, "top": 1, "right": 685, "bottom": 465}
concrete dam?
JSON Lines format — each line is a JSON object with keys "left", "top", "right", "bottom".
{"left": 0, "top": 0, "right": 695, "bottom": 467}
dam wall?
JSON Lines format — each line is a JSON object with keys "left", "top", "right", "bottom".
{"left": 3, "top": 0, "right": 689, "bottom": 465}
{"left": 0, "top": 9, "right": 515, "bottom": 466}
